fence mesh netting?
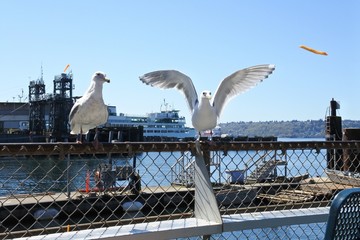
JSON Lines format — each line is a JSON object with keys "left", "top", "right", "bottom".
{"left": 0, "top": 140, "right": 359, "bottom": 239}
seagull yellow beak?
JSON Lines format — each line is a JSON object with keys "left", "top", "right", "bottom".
{"left": 104, "top": 78, "right": 110, "bottom": 83}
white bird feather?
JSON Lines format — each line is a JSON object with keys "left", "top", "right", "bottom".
{"left": 139, "top": 64, "right": 275, "bottom": 134}
{"left": 69, "top": 71, "right": 110, "bottom": 135}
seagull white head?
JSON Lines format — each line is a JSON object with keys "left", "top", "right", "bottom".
{"left": 201, "top": 91, "right": 212, "bottom": 100}
{"left": 93, "top": 71, "right": 110, "bottom": 83}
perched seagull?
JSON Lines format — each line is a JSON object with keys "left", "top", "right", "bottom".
{"left": 139, "top": 64, "right": 275, "bottom": 138}
{"left": 69, "top": 71, "right": 110, "bottom": 144}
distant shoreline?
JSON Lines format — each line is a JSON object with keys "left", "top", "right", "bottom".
{"left": 219, "top": 119, "right": 360, "bottom": 138}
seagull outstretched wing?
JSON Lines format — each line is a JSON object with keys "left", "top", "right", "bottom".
{"left": 139, "top": 70, "right": 198, "bottom": 112}
{"left": 212, "top": 64, "right": 275, "bottom": 117}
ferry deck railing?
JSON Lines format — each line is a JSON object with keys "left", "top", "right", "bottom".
{"left": 0, "top": 140, "right": 359, "bottom": 239}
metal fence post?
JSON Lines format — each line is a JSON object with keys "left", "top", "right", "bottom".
{"left": 67, "top": 153, "right": 71, "bottom": 198}
{"left": 194, "top": 141, "right": 222, "bottom": 229}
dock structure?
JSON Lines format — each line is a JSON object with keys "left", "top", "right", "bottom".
{"left": 48, "top": 73, "right": 74, "bottom": 142}
{"left": 1, "top": 140, "right": 360, "bottom": 239}
{"left": 28, "top": 72, "right": 74, "bottom": 142}
{"left": 1, "top": 99, "right": 360, "bottom": 238}
{"left": 28, "top": 78, "right": 46, "bottom": 137}
{"left": 325, "top": 98, "right": 343, "bottom": 170}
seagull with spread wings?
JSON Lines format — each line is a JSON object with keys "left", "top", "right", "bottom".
{"left": 139, "top": 64, "right": 275, "bottom": 138}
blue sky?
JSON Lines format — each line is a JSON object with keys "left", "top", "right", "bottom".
{"left": 1, "top": 1, "right": 359, "bottom": 126}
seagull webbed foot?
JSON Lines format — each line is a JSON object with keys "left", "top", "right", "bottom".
{"left": 92, "top": 139, "right": 102, "bottom": 150}
{"left": 92, "top": 128, "right": 102, "bottom": 149}
{"left": 76, "top": 133, "right": 84, "bottom": 144}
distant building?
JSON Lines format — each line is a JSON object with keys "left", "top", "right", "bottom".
{"left": 0, "top": 102, "right": 29, "bottom": 134}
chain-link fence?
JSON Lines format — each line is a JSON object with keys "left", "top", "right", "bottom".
{"left": 0, "top": 140, "right": 359, "bottom": 239}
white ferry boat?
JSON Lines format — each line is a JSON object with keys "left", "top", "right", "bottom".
{"left": 106, "top": 103, "right": 196, "bottom": 140}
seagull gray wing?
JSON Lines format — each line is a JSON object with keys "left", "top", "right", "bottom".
{"left": 139, "top": 70, "right": 198, "bottom": 112}
{"left": 213, "top": 64, "right": 275, "bottom": 117}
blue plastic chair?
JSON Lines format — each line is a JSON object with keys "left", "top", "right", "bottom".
{"left": 324, "top": 188, "right": 360, "bottom": 240}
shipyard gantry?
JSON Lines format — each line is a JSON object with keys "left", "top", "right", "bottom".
{"left": 28, "top": 72, "right": 74, "bottom": 142}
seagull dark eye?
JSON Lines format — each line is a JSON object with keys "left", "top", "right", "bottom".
{"left": 209, "top": 92, "right": 211, "bottom": 95}
{"left": 203, "top": 92, "right": 206, "bottom": 96}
